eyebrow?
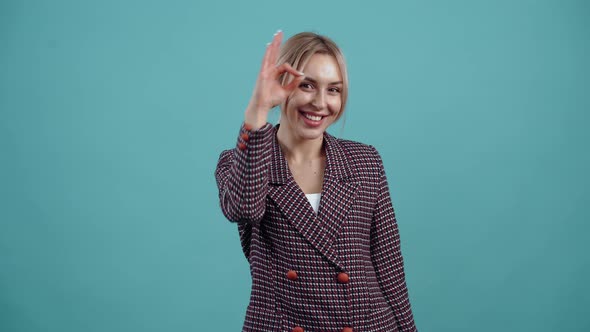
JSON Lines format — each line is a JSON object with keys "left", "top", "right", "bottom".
{"left": 303, "top": 76, "right": 343, "bottom": 85}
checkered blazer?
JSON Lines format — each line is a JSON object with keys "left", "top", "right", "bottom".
{"left": 215, "top": 123, "right": 417, "bottom": 332}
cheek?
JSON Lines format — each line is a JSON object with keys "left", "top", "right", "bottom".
{"left": 283, "top": 92, "right": 299, "bottom": 110}
{"left": 283, "top": 97, "right": 300, "bottom": 117}
{"left": 328, "top": 98, "right": 342, "bottom": 114}
{"left": 287, "top": 93, "right": 311, "bottom": 110}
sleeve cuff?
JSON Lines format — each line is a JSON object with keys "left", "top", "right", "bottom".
{"left": 236, "top": 122, "right": 273, "bottom": 151}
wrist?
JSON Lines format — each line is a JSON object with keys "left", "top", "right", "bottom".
{"left": 244, "top": 105, "right": 270, "bottom": 130}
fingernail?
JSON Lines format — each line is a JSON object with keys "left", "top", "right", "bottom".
{"left": 298, "top": 71, "right": 304, "bottom": 76}
{"left": 274, "top": 29, "right": 282, "bottom": 35}
{"left": 266, "top": 42, "right": 271, "bottom": 47}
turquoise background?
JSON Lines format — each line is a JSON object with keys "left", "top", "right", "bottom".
{"left": 1, "top": 0, "right": 589, "bottom": 331}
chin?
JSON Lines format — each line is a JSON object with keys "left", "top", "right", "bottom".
{"left": 295, "top": 126, "right": 328, "bottom": 140}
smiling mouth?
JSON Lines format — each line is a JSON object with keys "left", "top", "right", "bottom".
{"left": 299, "top": 110, "right": 325, "bottom": 121}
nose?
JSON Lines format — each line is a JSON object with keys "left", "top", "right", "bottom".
{"left": 311, "top": 90, "right": 327, "bottom": 110}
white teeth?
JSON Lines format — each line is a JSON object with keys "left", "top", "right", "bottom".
{"left": 303, "top": 113, "right": 322, "bottom": 121}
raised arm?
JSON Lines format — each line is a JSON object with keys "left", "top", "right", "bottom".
{"left": 215, "top": 30, "right": 304, "bottom": 224}
{"left": 244, "top": 30, "right": 305, "bottom": 130}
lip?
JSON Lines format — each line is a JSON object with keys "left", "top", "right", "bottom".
{"left": 298, "top": 110, "right": 326, "bottom": 128}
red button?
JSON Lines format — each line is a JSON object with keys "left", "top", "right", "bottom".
{"left": 238, "top": 142, "right": 246, "bottom": 150}
{"left": 337, "top": 272, "right": 349, "bottom": 284}
{"left": 243, "top": 123, "right": 253, "bottom": 131}
{"left": 292, "top": 326, "right": 304, "bottom": 332}
{"left": 342, "top": 328, "right": 353, "bottom": 332}
{"left": 241, "top": 133, "right": 249, "bottom": 141}
{"left": 287, "top": 270, "right": 298, "bottom": 281}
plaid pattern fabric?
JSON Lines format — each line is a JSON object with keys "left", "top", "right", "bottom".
{"left": 216, "top": 123, "right": 417, "bottom": 332}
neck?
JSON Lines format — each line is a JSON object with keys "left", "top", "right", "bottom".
{"left": 276, "top": 127, "right": 325, "bottom": 163}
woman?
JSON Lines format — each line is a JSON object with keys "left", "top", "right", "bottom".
{"left": 215, "top": 31, "right": 417, "bottom": 332}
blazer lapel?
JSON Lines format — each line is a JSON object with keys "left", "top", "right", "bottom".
{"left": 267, "top": 127, "right": 359, "bottom": 270}
{"left": 316, "top": 132, "right": 360, "bottom": 256}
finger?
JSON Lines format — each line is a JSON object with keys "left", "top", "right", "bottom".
{"left": 269, "top": 30, "right": 283, "bottom": 66}
{"left": 262, "top": 30, "right": 281, "bottom": 71}
{"left": 275, "top": 63, "right": 305, "bottom": 79}
{"left": 261, "top": 41, "right": 272, "bottom": 72}
{"left": 284, "top": 74, "right": 305, "bottom": 92}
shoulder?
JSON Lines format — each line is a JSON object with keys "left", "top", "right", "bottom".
{"left": 217, "top": 148, "right": 234, "bottom": 163}
{"left": 334, "top": 136, "right": 382, "bottom": 159}
{"left": 331, "top": 136, "right": 385, "bottom": 172}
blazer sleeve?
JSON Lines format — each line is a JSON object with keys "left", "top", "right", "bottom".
{"left": 370, "top": 146, "right": 418, "bottom": 332}
{"left": 215, "top": 123, "right": 274, "bottom": 225}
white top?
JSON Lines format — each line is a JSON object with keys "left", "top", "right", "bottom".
{"left": 305, "top": 193, "right": 321, "bottom": 214}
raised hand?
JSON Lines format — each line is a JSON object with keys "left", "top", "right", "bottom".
{"left": 244, "top": 30, "right": 305, "bottom": 130}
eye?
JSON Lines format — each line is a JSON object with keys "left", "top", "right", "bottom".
{"left": 328, "top": 87, "right": 341, "bottom": 94}
{"left": 299, "top": 82, "right": 314, "bottom": 90}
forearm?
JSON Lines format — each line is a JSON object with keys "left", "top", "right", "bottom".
{"left": 215, "top": 122, "right": 274, "bottom": 224}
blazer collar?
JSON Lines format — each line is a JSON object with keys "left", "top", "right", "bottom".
{"left": 268, "top": 125, "right": 354, "bottom": 185}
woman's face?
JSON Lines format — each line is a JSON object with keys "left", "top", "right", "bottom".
{"left": 281, "top": 53, "right": 343, "bottom": 141}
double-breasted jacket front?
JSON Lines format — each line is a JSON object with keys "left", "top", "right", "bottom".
{"left": 215, "top": 123, "right": 417, "bottom": 332}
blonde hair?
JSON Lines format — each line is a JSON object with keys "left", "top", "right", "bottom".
{"left": 277, "top": 32, "right": 349, "bottom": 121}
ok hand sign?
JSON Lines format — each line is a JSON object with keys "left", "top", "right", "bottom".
{"left": 244, "top": 30, "right": 305, "bottom": 130}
